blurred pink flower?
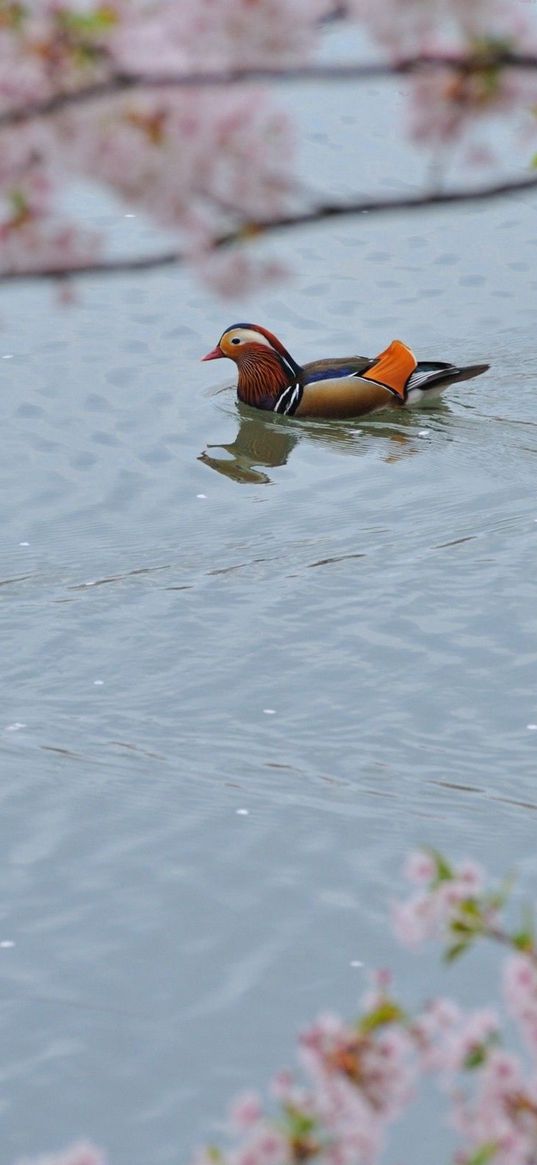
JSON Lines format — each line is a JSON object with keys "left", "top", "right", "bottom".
{"left": 456, "top": 860, "right": 485, "bottom": 894}
{"left": 404, "top": 850, "right": 436, "bottom": 885}
{"left": 409, "top": 61, "right": 537, "bottom": 147}
{"left": 392, "top": 850, "right": 488, "bottom": 948}
{"left": 299, "top": 1009, "right": 415, "bottom": 1122}
{"left": 451, "top": 1046, "right": 537, "bottom": 1165}
{"left": 346, "top": 0, "right": 532, "bottom": 53}
{"left": 229, "top": 1091, "right": 264, "bottom": 1132}
{"left": 504, "top": 953, "right": 537, "bottom": 1060}
{"left": 234, "top": 1124, "right": 290, "bottom": 1165}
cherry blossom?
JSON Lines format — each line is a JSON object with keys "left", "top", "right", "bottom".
{"left": 451, "top": 1047, "right": 537, "bottom": 1165}
{"left": 392, "top": 851, "right": 487, "bottom": 949}
{"left": 504, "top": 953, "right": 537, "bottom": 1061}
{"left": 409, "top": 58, "right": 537, "bottom": 146}
{"left": 15, "top": 849, "right": 537, "bottom": 1165}
{"left": 0, "top": 0, "right": 537, "bottom": 287}
{"left": 229, "top": 1091, "right": 265, "bottom": 1132}
{"left": 345, "top": 0, "right": 531, "bottom": 53}
{"left": 186, "top": 851, "right": 537, "bottom": 1165}
{"left": 112, "top": 0, "right": 332, "bottom": 74}
{"left": 299, "top": 1009, "right": 415, "bottom": 1121}
{"left": 403, "top": 849, "right": 437, "bottom": 885}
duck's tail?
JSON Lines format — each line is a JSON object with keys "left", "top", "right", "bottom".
{"left": 443, "top": 362, "right": 490, "bottom": 385}
{"left": 406, "top": 360, "right": 489, "bottom": 405}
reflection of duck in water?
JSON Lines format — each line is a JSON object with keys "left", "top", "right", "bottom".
{"left": 202, "top": 323, "right": 488, "bottom": 420}
{"left": 198, "top": 411, "right": 298, "bottom": 485}
{"left": 199, "top": 405, "right": 427, "bottom": 485}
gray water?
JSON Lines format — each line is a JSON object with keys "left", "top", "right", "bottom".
{"left": 1, "top": 68, "right": 537, "bottom": 1165}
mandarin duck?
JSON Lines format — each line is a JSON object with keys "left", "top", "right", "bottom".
{"left": 202, "top": 324, "right": 489, "bottom": 420}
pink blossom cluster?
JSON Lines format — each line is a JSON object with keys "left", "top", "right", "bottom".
{"left": 345, "top": 0, "right": 530, "bottom": 54}
{"left": 187, "top": 851, "right": 537, "bottom": 1165}
{"left": 299, "top": 1007, "right": 415, "bottom": 1117}
{"left": 191, "top": 1000, "right": 416, "bottom": 1165}
{"left": 413, "top": 997, "right": 499, "bottom": 1075}
{"left": 112, "top": 0, "right": 333, "bottom": 74}
{"left": 392, "top": 849, "right": 487, "bottom": 948}
{"left": 397, "top": 857, "right": 537, "bottom": 1165}
{"left": 452, "top": 1046, "right": 537, "bottom": 1165}
{"left": 408, "top": 59, "right": 537, "bottom": 147}
{"left": 0, "top": 0, "right": 328, "bottom": 107}
{"left": 410, "top": 999, "right": 537, "bottom": 1161}
{"left": 504, "top": 953, "right": 537, "bottom": 1062}
{"left": 347, "top": 0, "right": 537, "bottom": 147}
{"left": 0, "top": 0, "right": 306, "bottom": 284}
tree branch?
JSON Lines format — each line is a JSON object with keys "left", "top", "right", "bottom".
{"left": 0, "top": 50, "right": 537, "bottom": 129}
{"left": 0, "top": 249, "right": 182, "bottom": 284}
{"left": 217, "top": 171, "right": 537, "bottom": 244}
{"left": 2, "top": 171, "right": 537, "bottom": 284}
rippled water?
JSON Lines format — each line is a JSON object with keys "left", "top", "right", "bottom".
{"left": 1, "top": 74, "right": 537, "bottom": 1165}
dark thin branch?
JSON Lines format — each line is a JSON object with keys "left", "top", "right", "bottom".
{"left": 1, "top": 51, "right": 537, "bottom": 129}
{"left": 2, "top": 170, "right": 537, "bottom": 285}
{"left": 0, "top": 250, "right": 182, "bottom": 284}
{"left": 216, "top": 171, "right": 537, "bottom": 244}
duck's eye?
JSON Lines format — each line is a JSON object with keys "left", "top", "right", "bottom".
{"left": 231, "top": 337, "right": 241, "bottom": 345}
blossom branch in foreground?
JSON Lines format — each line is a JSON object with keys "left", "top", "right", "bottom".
{"left": 1, "top": 1, "right": 537, "bottom": 290}
{"left": 14, "top": 851, "right": 537, "bottom": 1165}
{"left": 186, "top": 849, "right": 537, "bottom": 1165}
{"left": 393, "top": 848, "right": 535, "bottom": 962}
{"left": 1, "top": 51, "right": 537, "bottom": 130}
{"left": 2, "top": 170, "right": 537, "bottom": 287}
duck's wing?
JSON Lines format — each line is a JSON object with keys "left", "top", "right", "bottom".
{"left": 302, "top": 355, "right": 374, "bottom": 381}
{"left": 296, "top": 341, "right": 417, "bottom": 419}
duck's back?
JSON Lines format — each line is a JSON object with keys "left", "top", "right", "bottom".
{"left": 302, "top": 355, "right": 373, "bottom": 384}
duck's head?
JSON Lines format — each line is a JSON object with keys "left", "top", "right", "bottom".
{"left": 202, "top": 323, "right": 302, "bottom": 379}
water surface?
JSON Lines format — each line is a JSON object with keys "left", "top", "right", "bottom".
{"left": 1, "top": 71, "right": 537, "bottom": 1165}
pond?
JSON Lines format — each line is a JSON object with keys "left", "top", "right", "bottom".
{"left": 1, "top": 65, "right": 537, "bottom": 1165}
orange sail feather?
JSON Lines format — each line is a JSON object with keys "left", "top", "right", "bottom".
{"left": 362, "top": 340, "right": 417, "bottom": 400}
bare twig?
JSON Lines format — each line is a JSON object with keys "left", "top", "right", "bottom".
{"left": 2, "top": 170, "right": 537, "bottom": 285}
{"left": 215, "top": 171, "right": 537, "bottom": 244}
{"left": 0, "top": 50, "right": 537, "bottom": 129}
{"left": 0, "top": 249, "right": 182, "bottom": 284}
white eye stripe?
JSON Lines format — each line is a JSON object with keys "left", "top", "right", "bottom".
{"left": 226, "top": 329, "right": 272, "bottom": 348}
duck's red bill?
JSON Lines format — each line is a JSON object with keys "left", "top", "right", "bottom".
{"left": 201, "top": 346, "right": 224, "bottom": 361}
